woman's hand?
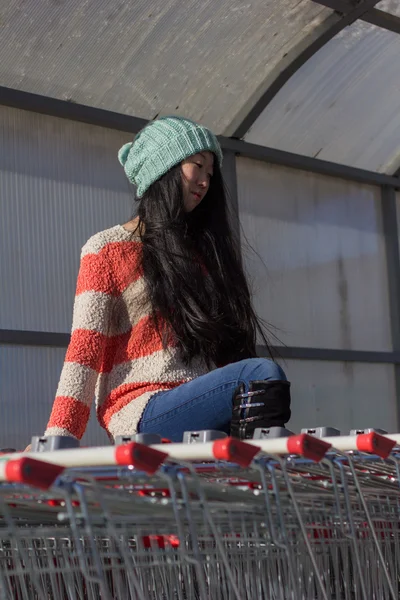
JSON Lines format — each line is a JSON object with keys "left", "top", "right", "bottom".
{"left": 24, "top": 444, "right": 32, "bottom": 452}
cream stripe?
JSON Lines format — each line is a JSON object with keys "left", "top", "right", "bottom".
{"left": 108, "top": 277, "right": 150, "bottom": 336}
{"left": 95, "top": 349, "right": 210, "bottom": 405}
{"left": 107, "top": 391, "right": 158, "bottom": 439}
{"left": 72, "top": 290, "right": 114, "bottom": 335}
{"left": 72, "top": 277, "right": 149, "bottom": 337}
{"left": 56, "top": 362, "right": 98, "bottom": 407}
{"left": 44, "top": 426, "right": 78, "bottom": 439}
{"left": 81, "top": 225, "right": 133, "bottom": 257}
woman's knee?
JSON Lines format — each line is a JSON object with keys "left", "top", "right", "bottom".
{"left": 238, "top": 357, "right": 287, "bottom": 385}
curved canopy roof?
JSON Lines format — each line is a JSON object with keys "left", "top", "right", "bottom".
{"left": 1, "top": 0, "right": 400, "bottom": 174}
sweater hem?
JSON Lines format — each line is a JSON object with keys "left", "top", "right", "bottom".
{"left": 106, "top": 389, "right": 163, "bottom": 442}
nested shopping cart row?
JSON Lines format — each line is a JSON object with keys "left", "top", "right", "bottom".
{"left": 0, "top": 431, "right": 399, "bottom": 599}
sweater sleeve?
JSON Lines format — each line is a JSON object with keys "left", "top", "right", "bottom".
{"left": 45, "top": 238, "right": 116, "bottom": 439}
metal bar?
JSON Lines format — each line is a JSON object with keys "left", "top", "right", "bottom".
{"left": 7, "top": 433, "right": 400, "bottom": 465}
{"left": 1, "top": 329, "right": 400, "bottom": 363}
{"left": 229, "top": 0, "right": 381, "bottom": 138}
{"left": 382, "top": 187, "right": 400, "bottom": 342}
{"left": 0, "top": 330, "right": 69, "bottom": 347}
{"left": 315, "top": 1, "right": 400, "bottom": 35}
{"left": 362, "top": 8, "right": 400, "bottom": 35}
{"left": 221, "top": 150, "right": 240, "bottom": 244}
{"left": 314, "top": 0, "right": 352, "bottom": 12}
{"left": 258, "top": 345, "right": 400, "bottom": 364}
{"left": 220, "top": 137, "right": 400, "bottom": 189}
{"left": 381, "top": 186, "right": 400, "bottom": 430}
{"left": 0, "top": 85, "right": 147, "bottom": 133}
{"left": 1, "top": 85, "right": 399, "bottom": 188}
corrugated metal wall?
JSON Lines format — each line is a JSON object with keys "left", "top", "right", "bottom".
{"left": 237, "top": 157, "right": 395, "bottom": 431}
{"left": 0, "top": 106, "right": 134, "bottom": 448}
{"left": 0, "top": 345, "right": 110, "bottom": 448}
{"left": 1, "top": 106, "right": 133, "bottom": 332}
{"left": 237, "top": 157, "right": 391, "bottom": 351}
{"left": 285, "top": 360, "right": 396, "bottom": 434}
{"left": 0, "top": 106, "right": 397, "bottom": 448}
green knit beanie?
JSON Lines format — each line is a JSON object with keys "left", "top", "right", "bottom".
{"left": 118, "top": 116, "right": 223, "bottom": 197}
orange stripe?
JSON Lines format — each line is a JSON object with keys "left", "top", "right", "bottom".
{"left": 107, "top": 242, "right": 143, "bottom": 294}
{"left": 99, "top": 381, "right": 183, "bottom": 428}
{"left": 66, "top": 315, "right": 173, "bottom": 373}
{"left": 47, "top": 397, "right": 90, "bottom": 440}
{"left": 66, "top": 329, "right": 107, "bottom": 372}
{"left": 76, "top": 242, "right": 142, "bottom": 296}
{"left": 112, "top": 315, "right": 169, "bottom": 365}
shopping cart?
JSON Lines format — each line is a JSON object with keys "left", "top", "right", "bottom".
{"left": 0, "top": 431, "right": 399, "bottom": 599}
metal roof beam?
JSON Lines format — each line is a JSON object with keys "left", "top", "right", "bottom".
{"left": 1, "top": 329, "right": 399, "bottom": 363}
{"left": 1, "top": 85, "right": 399, "bottom": 188}
{"left": 227, "top": 0, "right": 381, "bottom": 139}
{"left": 0, "top": 85, "right": 147, "bottom": 134}
{"left": 220, "top": 136, "right": 400, "bottom": 188}
{"left": 316, "top": 1, "right": 400, "bottom": 34}
{"left": 362, "top": 9, "right": 400, "bottom": 35}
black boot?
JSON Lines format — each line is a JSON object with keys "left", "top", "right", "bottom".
{"left": 230, "top": 380, "right": 291, "bottom": 440}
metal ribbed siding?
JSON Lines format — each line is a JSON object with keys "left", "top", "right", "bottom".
{"left": 0, "top": 345, "right": 109, "bottom": 450}
{"left": 284, "top": 359, "right": 397, "bottom": 434}
{"left": 0, "top": 107, "right": 134, "bottom": 447}
{"left": 0, "top": 0, "right": 333, "bottom": 132}
{"left": 237, "top": 157, "right": 392, "bottom": 352}
{"left": 246, "top": 19, "right": 400, "bottom": 174}
{"left": 0, "top": 106, "right": 133, "bottom": 332}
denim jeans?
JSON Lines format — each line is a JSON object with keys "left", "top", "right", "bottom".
{"left": 138, "top": 358, "right": 287, "bottom": 442}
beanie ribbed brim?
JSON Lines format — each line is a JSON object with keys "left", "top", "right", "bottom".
{"left": 118, "top": 117, "right": 223, "bottom": 197}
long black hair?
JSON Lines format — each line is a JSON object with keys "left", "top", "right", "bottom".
{"left": 132, "top": 160, "right": 274, "bottom": 368}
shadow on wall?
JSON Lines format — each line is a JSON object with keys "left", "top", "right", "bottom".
{"left": 237, "top": 159, "right": 382, "bottom": 233}
{"left": 284, "top": 359, "right": 397, "bottom": 435}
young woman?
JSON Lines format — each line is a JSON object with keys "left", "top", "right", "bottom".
{"left": 43, "top": 116, "right": 291, "bottom": 444}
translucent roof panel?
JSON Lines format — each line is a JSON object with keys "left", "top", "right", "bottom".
{"left": 245, "top": 20, "right": 400, "bottom": 174}
{"left": 0, "top": 0, "right": 335, "bottom": 133}
{"left": 376, "top": 0, "right": 400, "bottom": 16}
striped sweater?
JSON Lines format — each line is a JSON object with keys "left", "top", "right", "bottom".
{"left": 45, "top": 225, "right": 212, "bottom": 441}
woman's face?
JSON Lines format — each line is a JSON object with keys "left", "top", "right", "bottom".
{"left": 181, "top": 151, "right": 214, "bottom": 212}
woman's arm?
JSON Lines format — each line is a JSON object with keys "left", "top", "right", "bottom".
{"left": 44, "top": 239, "right": 116, "bottom": 440}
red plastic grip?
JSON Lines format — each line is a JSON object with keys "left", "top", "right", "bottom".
{"left": 4, "top": 457, "right": 64, "bottom": 490}
{"left": 142, "top": 534, "right": 180, "bottom": 549}
{"left": 287, "top": 434, "right": 331, "bottom": 462}
{"left": 115, "top": 442, "right": 168, "bottom": 474}
{"left": 356, "top": 432, "right": 395, "bottom": 458}
{"left": 212, "top": 437, "right": 260, "bottom": 467}
{"left": 138, "top": 488, "right": 171, "bottom": 498}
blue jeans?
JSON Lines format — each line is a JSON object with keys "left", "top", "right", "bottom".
{"left": 138, "top": 358, "right": 287, "bottom": 442}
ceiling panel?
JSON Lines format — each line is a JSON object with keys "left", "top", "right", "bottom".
{"left": 0, "top": 0, "right": 334, "bottom": 132}
{"left": 245, "top": 20, "right": 400, "bottom": 174}
{"left": 376, "top": 0, "right": 400, "bottom": 16}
